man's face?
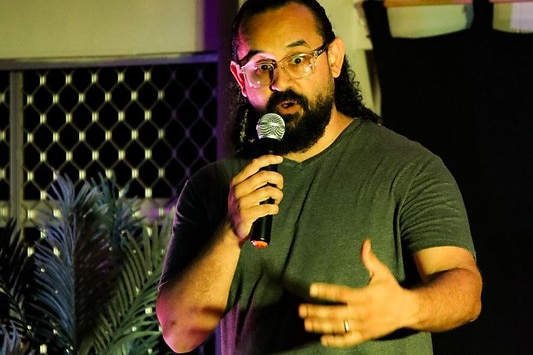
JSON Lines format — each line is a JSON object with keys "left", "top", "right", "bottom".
{"left": 230, "top": 3, "right": 337, "bottom": 154}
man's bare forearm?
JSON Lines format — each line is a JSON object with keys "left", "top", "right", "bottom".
{"left": 156, "top": 223, "right": 241, "bottom": 353}
{"left": 405, "top": 267, "right": 482, "bottom": 333}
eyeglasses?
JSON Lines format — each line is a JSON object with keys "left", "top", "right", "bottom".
{"left": 239, "top": 42, "right": 329, "bottom": 88}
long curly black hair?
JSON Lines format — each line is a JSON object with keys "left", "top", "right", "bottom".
{"left": 227, "top": 0, "right": 382, "bottom": 155}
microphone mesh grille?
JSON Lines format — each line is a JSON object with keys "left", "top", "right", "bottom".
{"left": 256, "top": 113, "right": 285, "bottom": 141}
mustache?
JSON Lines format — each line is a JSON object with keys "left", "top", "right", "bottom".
{"left": 266, "top": 89, "right": 309, "bottom": 112}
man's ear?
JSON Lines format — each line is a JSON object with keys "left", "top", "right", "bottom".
{"left": 327, "top": 37, "right": 346, "bottom": 78}
{"left": 230, "top": 61, "right": 248, "bottom": 98}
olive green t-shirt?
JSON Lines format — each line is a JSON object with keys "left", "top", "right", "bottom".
{"left": 161, "top": 119, "right": 475, "bottom": 354}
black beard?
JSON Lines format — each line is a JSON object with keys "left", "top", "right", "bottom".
{"left": 263, "top": 89, "right": 334, "bottom": 155}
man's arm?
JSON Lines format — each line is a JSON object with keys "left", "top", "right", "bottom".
{"left": 156, "top": 223, "right": 241, "bottom": 353}
{"left": 407, "top": 244, "right": 482, "bottom": 332}
{"left": 156, "top": 155, "right": 284, "bottom": 353}
{"left": 298, "top": 239, "right": 482, "bottom": 347}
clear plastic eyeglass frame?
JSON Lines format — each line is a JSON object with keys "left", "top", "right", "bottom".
{"left": 240, "top": 42, "right": 328, "bottom": 88}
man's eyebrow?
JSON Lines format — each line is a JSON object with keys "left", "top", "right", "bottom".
{"left": 238, "top": 50, "right": 261, "bottom": 66}
{"left": 237, "top": 40, "right": 311, "bottom": 66}
{"left": 286, "top": 40, "right": 310, "bottom": 49}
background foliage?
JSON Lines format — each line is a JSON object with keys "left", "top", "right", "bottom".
{"left": 0, "top": 175, "right": 171, "bottom": 354}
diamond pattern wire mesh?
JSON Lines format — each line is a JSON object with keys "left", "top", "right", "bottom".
{"left": 1, "top": 62, "right": 217, "bottom": 228}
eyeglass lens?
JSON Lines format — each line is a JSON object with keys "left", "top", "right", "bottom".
{"left": 243, "top": 51, "right": 319, "bottom": 88}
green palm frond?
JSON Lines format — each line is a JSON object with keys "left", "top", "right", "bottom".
{"left": 0, "top": 323, "right": 35, "bottom": 355}
{"left": 31, "top": 222, "right": 76, "bottom": 350}
{"left": 2, "top": 173, "right": 172, "bottom": 354}
{"left": 0, "top": 219, "right": 35, "bottom": 345}
{"left": 81, "top": 216, "right": 171, "bottom": 355}
{"left": 51, "top": 174, "right": 107, "bottom": 230}
{"left": 92, "top": 174, "right": 144, "bottom": 249}
{"left": 30, "top": 175, "right": 113, "bottom": 351}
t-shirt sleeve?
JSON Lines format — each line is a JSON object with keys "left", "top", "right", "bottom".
{"left": 158, "top": 164, "right": 230, "bottom": 290}
{"left": 399, "top": 154, "right": 476, "bottom": 257}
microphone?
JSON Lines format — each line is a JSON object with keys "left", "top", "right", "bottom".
{"left": 249, "top": 113, "right": 285, "bottom": 249}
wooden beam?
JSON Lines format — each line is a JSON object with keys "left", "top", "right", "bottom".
{"left": 490, "top": 0, "right": 533, "bottom": 3}
{"left": 385, "top": 0, "right": 472, "bottom": 7}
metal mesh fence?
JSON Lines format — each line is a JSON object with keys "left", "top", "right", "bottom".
{"left": 0, "top": 61, "right": 217, "bottom": 228}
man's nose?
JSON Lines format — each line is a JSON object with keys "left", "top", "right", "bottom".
{"left": 269, "top": 67, "right": 293, "bottom": 92}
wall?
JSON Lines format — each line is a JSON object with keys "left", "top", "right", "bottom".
{"left": 322, "top": 0, "right": 379, "bottom": 112}
{"left": 0, "top": 0, "right": 209, "bottom": 62}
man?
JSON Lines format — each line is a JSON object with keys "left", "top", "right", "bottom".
{"left": 156, "top": 0, "right": 482, "bottom": 354}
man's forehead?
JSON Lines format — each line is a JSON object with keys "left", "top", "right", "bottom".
{"left": 235, "top": 3, "right": 320, "bottom": 63}
{"left": 236, "top": 37, "right": 313, "bottom": 65}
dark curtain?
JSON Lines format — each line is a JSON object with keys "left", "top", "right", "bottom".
{"left": 363, "top": 1, "right": 533, "bottom": 354}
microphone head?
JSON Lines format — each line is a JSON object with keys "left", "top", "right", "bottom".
{"left": 256, "top": 113, "right": 285, "bottom": 142}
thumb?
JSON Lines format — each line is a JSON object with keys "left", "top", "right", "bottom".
{"left": 360, "top": 239, "right": 387, "bottom": 281}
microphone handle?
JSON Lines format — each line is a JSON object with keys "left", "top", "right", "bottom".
{"left": 250, "top": 210, "right": 273, "bottom": 249}
{"left": 249, "top": 138, "right": 280, "bottom": 249}
{"left": 249, "top": 162, "right": 277, "bottom": 249}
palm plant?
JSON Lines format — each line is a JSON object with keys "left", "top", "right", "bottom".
{"left": 0, "top": 174, "right": 172, "bottom": 354}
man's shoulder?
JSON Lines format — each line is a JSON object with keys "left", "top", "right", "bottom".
{"left": 355, "top": 119, "right": 435, "bottom": 158}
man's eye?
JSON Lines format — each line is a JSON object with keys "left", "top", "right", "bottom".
{"left": 256, "top": 63, "right": 273, "bottom": 72}
{"left": 289, "top": 55, "right": 306, "bottom": 66}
